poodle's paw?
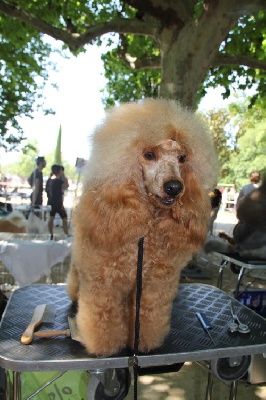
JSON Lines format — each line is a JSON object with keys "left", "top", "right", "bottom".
{"left": 136, "top": 322, "right": 170, "bottom": 353}
{"left": 128, "top": 327, "right": 168, "bottom": 353}
{"left": 138, "top": 335, "right": 165, "bottom": 353}
{"left": 76, "top": 305, "right": 128, "bottom": 357}
{"left": 78, "top": 325, "right": 127, "bottom": 357}
{"left": 67, "top": 279, "right": 79, "bottom": 301}
{"left": 67, "top": 286, "right": 78, "bottom": 302}
{"left": 81, "top": 335, "right": 127, "bottom": 357}
{"left": 66, "top": 266, "right": 79, "bottom": 301}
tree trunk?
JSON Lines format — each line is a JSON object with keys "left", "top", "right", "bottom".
{"left": 159, "top": 1, "right": 239, "bottom": 109}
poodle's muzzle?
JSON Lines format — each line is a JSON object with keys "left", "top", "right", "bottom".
{"left": 155, "top": 179, "right": 183, "bottom": 206}
{"left": 164, "top": 179, "right": 183, "bottom": 197}
{"left": 149, "top": 161, "right": 185, "bottom": 207}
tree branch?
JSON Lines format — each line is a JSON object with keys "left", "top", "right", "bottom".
{"left": 116, "top": 34, "right": 161, "bottom": 70}
{"left": 204, "top": 0, "right": 266, "bottom": 13}
{"left": 0, "top": 1, "right": 75, "bottom": 44}
{"left": 119, "top": 53, "right": 161, "bottom": 70}
{"left": 76, "top": 19, "right": 159, "bottom": 50}
{"left": 121, "top": 0, "right": 191, "bottom": 26}
{"left": 232, "top": 0, "right": 266, "bottom": 14}
{"left": 212, "top": 54, "right": 266, "bottom": 70}
{"left": 0, "top": 0, "right": 159, "bottom": 51}
{"left": 134, "top": 56, "right": 161, "bottom": 69}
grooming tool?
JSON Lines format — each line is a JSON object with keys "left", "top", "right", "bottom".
{"left": 20, "top": 304, "right": 56, "bottom": 344}
{"left": 21, "top": 304, "right": 47, "bottom": 344}
{"left": 196, "top": 312, "right": 216, "bottom": 346}
{"left": 32, "top": 317, "right": 80, "bottom": 342}
{"left": 228, "top": 301, "right": 250, "bottom": 334}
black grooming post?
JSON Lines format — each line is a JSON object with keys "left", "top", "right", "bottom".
{"left": 133, "top": 237, "right": 144, "bottom": 400}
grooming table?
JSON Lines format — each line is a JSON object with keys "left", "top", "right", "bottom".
{"left": 0, "top": 284, "right": 265, "bottom": 400}
{"left": 212, "top": 252, "right": 266, "bottom": 297}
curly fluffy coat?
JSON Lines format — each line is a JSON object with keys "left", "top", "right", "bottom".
{"left": 67, "top": 99, "right": 217, "bottom": 356}
{"left": 0, "top": 211, "right": 27, "bottom": 233}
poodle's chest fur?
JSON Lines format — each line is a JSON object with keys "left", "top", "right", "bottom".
{"left": 76, "top": 219, "right": 193, "bottom": 288}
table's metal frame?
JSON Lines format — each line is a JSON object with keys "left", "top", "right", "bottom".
{"left": 212, "top": 252, "right": 266, "bottom": 298}
{"left": 205, "top": 251, "right": 266, "bottom": 398}
{"left": 0, "top": 283, "right": 265, "bottom": 400}
{"left": 15, "top": 205, "right": 51, "bottom": 221}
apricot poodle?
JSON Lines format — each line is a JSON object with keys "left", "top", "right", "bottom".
{"left": 67, "top": 99, "right": 217, "bottom": 357}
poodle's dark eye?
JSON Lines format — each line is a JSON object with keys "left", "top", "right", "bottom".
{"left": 144, "top": 152, "right": 155, "bottom": 160}
{"left": 178, "top": 155, "right": 186, "bottom": 163}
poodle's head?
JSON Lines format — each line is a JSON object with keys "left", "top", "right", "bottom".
{"left": 139, "top": 137, "right": 186, "bottom": 208}
{"left": 83, "top": 98, "right": 218, "bottom": 211}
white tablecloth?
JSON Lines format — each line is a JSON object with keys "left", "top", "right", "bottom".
{"left": 0, "top": 238, "right": 72, "bottom": 286}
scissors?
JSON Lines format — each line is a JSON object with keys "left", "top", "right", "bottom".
{"left": 228, "top": 301, "right": 250, "bottom": 334}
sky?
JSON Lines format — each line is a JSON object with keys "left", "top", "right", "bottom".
{"left": 0, "top": 38, "right": 252, "bottom": 167}
{"left": 1, "top": 43, "right": 107, "bottom": 167}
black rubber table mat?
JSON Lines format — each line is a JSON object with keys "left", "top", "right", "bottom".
{"left": 0, "top": 284, "right": 265, "bottom": 371}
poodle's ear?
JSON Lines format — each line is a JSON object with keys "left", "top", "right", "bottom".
{"left": 172, "top": 172, "right": 211, "bottom": 251}
{"left": 73, "top": 182, "right": 152, "bottom": 248}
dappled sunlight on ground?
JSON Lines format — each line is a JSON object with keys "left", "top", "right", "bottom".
{"left": 126, "top": 362, "right": 266, "bottom": 400}
{"left": 255, "top": 386, "right": 266, "bottom": 399}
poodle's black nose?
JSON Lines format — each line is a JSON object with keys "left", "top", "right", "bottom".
{"left": 163, "top": 180, "right": 183, "bottom": 197}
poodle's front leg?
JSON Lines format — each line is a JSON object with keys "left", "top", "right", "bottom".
{"left": 67, "top": 263, "right": 79, "bottom": 301}
{"left": 129, "top": 271, "right": 180, "bottom": 352}
{"left": 77, "top": 285, "right": 129, "bottom": 357}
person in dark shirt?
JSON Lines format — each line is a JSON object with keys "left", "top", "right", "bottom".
{"left": 47, "top": 164, "right": 69, "bottom": 236}
{"left": 28, "top": 156, "right": 46, "bottom": 208}
{"left": 236, "top": 171, "right": 260, "bottom": 209}
{"left": 45, "top": 164, "right": 67, "bottom": 206}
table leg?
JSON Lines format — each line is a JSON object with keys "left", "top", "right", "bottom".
{"left": 217, "top": 260, "right": 227, "bottom": 289}
{"left": 87, "top": 368, "right": 131, "bottom": 399}
{"left": 13, "top": 371, "right": 21, "bottom": 400}
{"left": 235, "top": 267, "right": 245, "bottom": 299}
{"left": 229, "top": 380, "right": 238, "bottom": 400}
{"left": 88, "top": 368, "right": 121, "bottom": 397}
{"left": 5, "top": 370, "right": 12, "bottom": 400}
{"left": 205, "top": 371, "right": 214, "bottom": 400}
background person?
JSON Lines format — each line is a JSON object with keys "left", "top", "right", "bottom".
{"left": 60, "top": 165, "right": 69, "bottom": 199}
{"left": 233, "top": 175, "right": 266, "bottom": 258}
{"left": 48, "top": 165, "right": 69, "bottom": 236}
{"left": 28, "top": 156, "right": 46, "bottom": 208}
{"left": 236, "top": 171, "right": 260, "bottom": 209}
{"left": 45, "top": 171, "right": 53, "bottom": 206}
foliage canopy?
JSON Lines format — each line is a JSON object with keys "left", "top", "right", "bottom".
{"left": 0, "top": 0, "right": 266, "bottom": 150}
{"left": 0, "top": 13, "right": 56, "bottom": 149}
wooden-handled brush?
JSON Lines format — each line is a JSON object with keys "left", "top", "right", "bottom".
{"left": 21, "top": 304, "right": 47, "bottom": 344}
{"left": 33, "top": 317, "right": 80, "bottom": 341}
{"left": 33, "top": 329, "right": 71, "bottom": 338}
{"left": 21, "top": 313, "right": 80, "bottom": 344}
